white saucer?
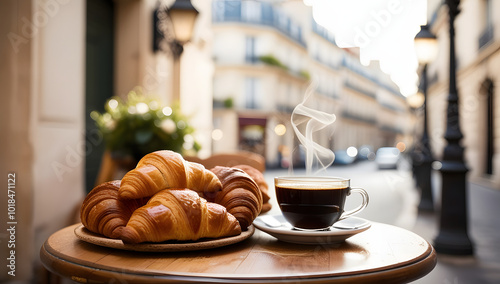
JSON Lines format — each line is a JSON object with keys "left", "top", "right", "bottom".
{"left": 253, "top": 215, "right": 371, "bottom": 245}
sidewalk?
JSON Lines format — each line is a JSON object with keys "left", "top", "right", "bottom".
{"left": 412, "top": 181, "right": 500, "bottom": 284}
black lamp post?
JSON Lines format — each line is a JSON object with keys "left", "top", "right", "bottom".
{"left": 413, "top": 25, "right": 438, "bottom": 212}
{"left": 433, "top": 0, "right": 474, "bottom": 255}
{"left": 153, "top": 0, "right": 199, "bottom": 101}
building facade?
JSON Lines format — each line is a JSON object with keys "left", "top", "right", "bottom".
{"left": 426, "top": 0, "right": 500, "bottom": 189}
{"left": 1, "top": 0, "right": 214, "bottom": 280}
{"left": 211, "top": 0, "right": 412, "bottom": 168}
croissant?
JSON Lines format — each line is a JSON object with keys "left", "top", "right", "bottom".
{"left": 210, "top": 166, "right": 263, "bottom": 230}
{"left": 80, "top": 180, "right": 148, "bottom": 239}
{"left": 121, "top": 189, "right": 241, "bottom": 243}
{"left": 119, "top": 150, "right": 222, "bottom": 200}
{"left": 233, "top": 165, "right": 272, "bottom": 213}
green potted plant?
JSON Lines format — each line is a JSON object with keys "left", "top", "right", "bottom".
{"left": 91, "top": 88, "right": 201, "bottom": 164}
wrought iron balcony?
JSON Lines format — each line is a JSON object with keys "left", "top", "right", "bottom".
{"left": 312, "top": 19, "right": 336, "bottom": 45}
{"left": 379, "top": 125, "right": 403, "bottom": 134}
{"left": 212, "top": 0, "right": 306, "bottom": 47}
{"left": 341, "top": 110, "right": 377, "bottom": 125}
{"left": 344, "top": 81, "right": 377, "bottom": 98}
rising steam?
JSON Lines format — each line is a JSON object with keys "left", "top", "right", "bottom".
{"left": 291, "top": 81, "right": 336, "bottom": 175}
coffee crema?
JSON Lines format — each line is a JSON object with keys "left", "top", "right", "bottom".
{"left": 276, "top": 185, "right": 349, "bottom": 230}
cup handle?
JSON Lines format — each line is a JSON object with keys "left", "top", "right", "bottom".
{"left": 340, "top": 188, "right": 369, "bottom": 220}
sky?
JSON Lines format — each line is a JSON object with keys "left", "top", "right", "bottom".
{"left": 304, "top": 0, "right": 427, "bottom": 96}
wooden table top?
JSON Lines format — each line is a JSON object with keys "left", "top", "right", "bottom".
{"left": 41, "top": 222, "right": 436, "bottom": 283}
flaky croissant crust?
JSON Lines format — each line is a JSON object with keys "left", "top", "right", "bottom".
{"left": 233, "top": 165, "right": 272, "bottom": 213}
{"left": 121, "top": 188, "right": 241, "bottom": 243}
{"left": 210, "top": 166, "right": 263, "bottom": 230}
{"left": 80, "top": 180, "right": 148, "bottom": 239}
{"left": 119, "top": 150, "right": 222, "bottom": 200}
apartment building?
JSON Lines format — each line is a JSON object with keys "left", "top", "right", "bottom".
{"left": 211, "top": 0, "right": 412, "bottom": 167}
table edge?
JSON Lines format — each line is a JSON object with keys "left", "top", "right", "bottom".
{"left": 40, "top": 229, "right": 437, "bottom": 284}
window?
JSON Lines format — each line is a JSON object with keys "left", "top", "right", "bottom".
{"left": 484, "top": 79, "right": 494, "bottom": 175}
{"left": 242, "top": 0, "right": 261, "bottom": 22}
{"left": 486, "top": 0, "right": 493, "bottom": 28}
{"left": 479, "top": 0, "right": 494, "bottom": 49}
{"left": 245, "top": 77, "right": 258, "bottom": 109}
{"left": 261, "top": 2, "right": 273, "bottom": 24}
{"left": 245, "top": 36, "right": 256, "bottom": 63}
{"left": 223, "top": 0, "right": 241, "bottom": 21}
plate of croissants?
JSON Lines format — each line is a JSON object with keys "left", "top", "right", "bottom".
{"left": 77, "top": 150, "right": 271, "bottom": 252}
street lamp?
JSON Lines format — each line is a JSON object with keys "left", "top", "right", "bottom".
{"left": 414, "top": 25, "right": 439, "bottom": 64}
{"left": 167, "top": 0, "right": 199, "bottom": 45}
{"left": 407, "top": 89, "right": 423, "bottom": 191}
{"left": 407, "top": 92, "right": 425, "bottom": 110}
{"left": 153, "top": 0, "right": 199, "bottom": 101}
{"left": 433, "top": 0, "right": 474, "bottom": 255}
{"left": 413, "top": 25, "right": 438, "bottom": 212}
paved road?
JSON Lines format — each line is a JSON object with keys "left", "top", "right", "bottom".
{"left": 264, "top": 159, "right": 500, "bottom": 284}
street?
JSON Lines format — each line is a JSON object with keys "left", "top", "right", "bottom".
{"left": 264, "top": 158, "right": 500, "bottom": 284}
{"left": 263, "top": 158, "right": 420, "bottom": 230}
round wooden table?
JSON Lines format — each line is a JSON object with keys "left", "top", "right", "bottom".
{"left": 40, "top": 222, "right": 436, "bottom": 283}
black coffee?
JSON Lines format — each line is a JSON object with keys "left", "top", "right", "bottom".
{"left": 276, "top": 185, "right": 349, "bottom": 229}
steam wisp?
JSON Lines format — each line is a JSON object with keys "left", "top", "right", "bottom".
{"left": 291, "top": 81, "right": 336, "bottom": 175}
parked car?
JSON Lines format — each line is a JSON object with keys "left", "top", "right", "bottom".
{"left": 375, "top": 147, "right": 401, "bottom": 169}
{"left": 358, "top": 145, "right": 375, "bottom": 161}
{"left": 333, "top": 147, "right": 358, "bottom": 165}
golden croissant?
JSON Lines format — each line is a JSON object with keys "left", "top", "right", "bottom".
{"left": 119, "top": 150, "right": 222, "bottom": 200}
{"left": 233, "top": 164, "right": 272, "bottom": 213}
{"left": 121, "top": 189, "right": 241, "bottom": 243}
{"left": 210, "top": 166, "right": 263, "bottom": 230}
{"left": 80, "top": 180, "right": 148, "bottom": 239}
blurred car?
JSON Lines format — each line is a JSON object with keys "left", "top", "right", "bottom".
{"left": 358, "top": 145, "right": 375, "bottom": 161}
{"left": 333, "top": 147, "right": 358, "bottom": 165}
{"left": 375, "top": 147, "right": 401, "bottom": 169}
